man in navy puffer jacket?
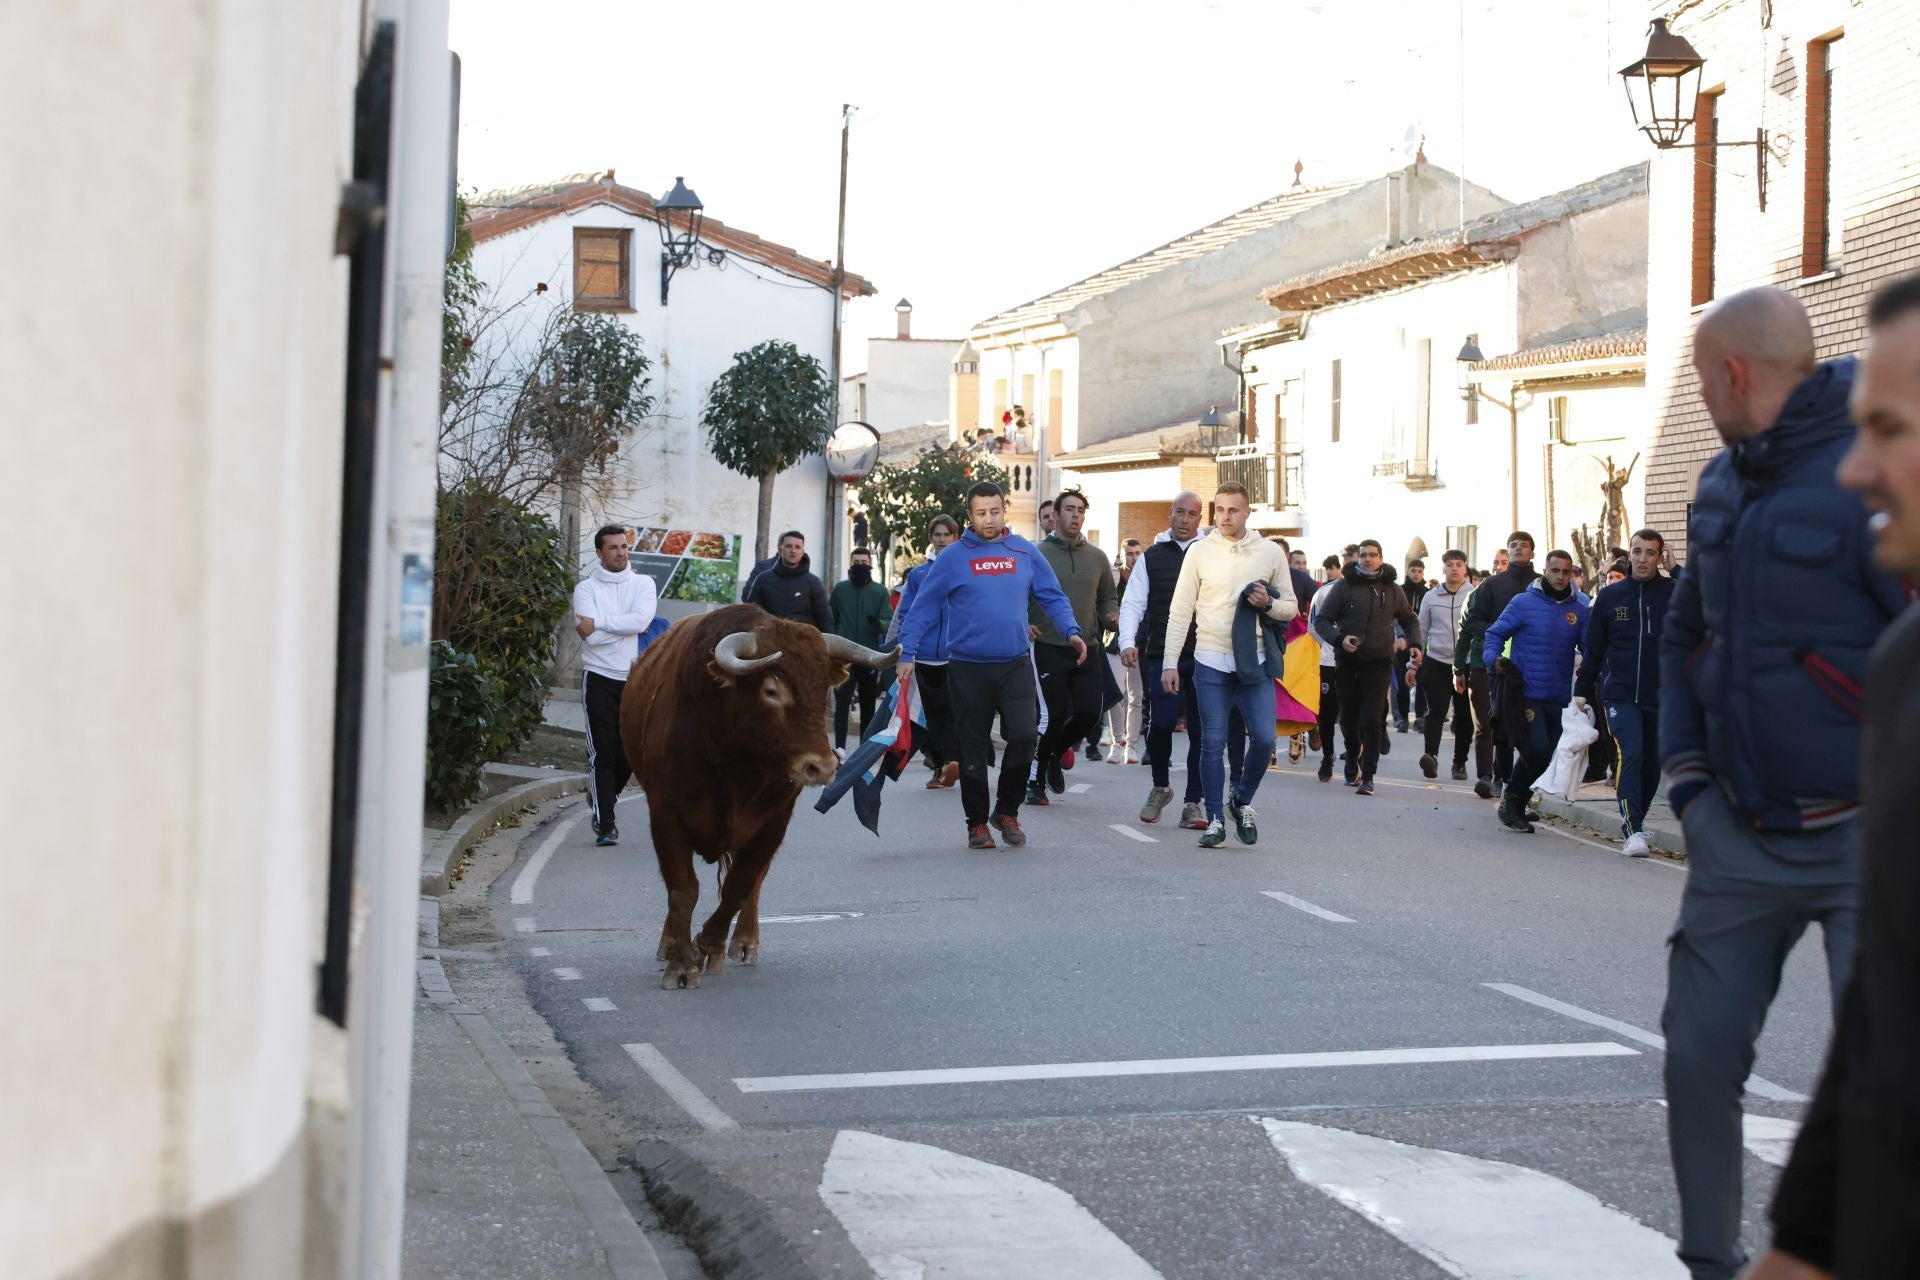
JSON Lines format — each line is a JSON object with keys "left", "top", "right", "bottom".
{"left": 1656, "top": 288, "right": 1909, "bottom": 1280}
{"left": 1575, "top": 529, "right": 1676, "bottom": 856}
{"left": 1482, "top": 549, "right": 1589, "bottom": 832}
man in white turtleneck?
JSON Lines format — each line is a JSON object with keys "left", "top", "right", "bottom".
{"left": 572, "top": 524, "right": 658, "bottom": 847}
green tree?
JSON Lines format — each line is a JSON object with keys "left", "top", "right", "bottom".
{"left": 859, "top": 444, "right": 1009, "bottom": 556}
{"left": 701, "top": 340, "right": 835, "bottom": 562}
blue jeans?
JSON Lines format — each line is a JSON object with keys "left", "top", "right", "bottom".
{"left": 1605, "top": 701, "right": 1661, "bottom": 836}
{"left": 1143, "top": 656, "right": 1202, "bottom": 802}
{"left": 1193, "top": 664, "right": 1276, "bottom": 821}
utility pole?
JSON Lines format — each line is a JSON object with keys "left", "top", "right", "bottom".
{"left": 825, "top": 103, "right": 852, "bottom": 577}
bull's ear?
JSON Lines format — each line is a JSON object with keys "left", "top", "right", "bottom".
{"left": 706, "top": 660, "right": 737, "bottom": 687}
{"left": 828, "top": 662, "right": 852, "bottom": 688}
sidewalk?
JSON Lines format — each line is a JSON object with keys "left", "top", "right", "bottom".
{"left": 405, "top": 892, "right": 668, "bottom": 1279}
{"left": 1536, "top": 778, "right": 1687, "bottom": 857}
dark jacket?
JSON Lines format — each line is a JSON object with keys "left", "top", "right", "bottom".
{"left": 1139, "top": 536, "right": 1200, "bottom": 663}
{"left": 1456, "top": 560, "right": 1538, "bottom": 675}
{"left": 1576, "top": 573, "right": 1675, "bottom": 706}
{"left": 829, "top": 576, "right": 893, "bottom": 649}
{"left": 1232, "top": 588, "right": 1289, "bottom": 686}
{"left": 740, "top": 554, "right": 779, "bottom": 602}
{"left": 744, "top": 554, "right": 832, "bottom": 630}
{"left": 1484, "top": 578, "right": 1590, "bottom": 705}
{"left": 1768, "top": 607, "right": 1920, "bottom": 1276}
{"left": 1659, "top": 357, "right": 1909, "bottom": 829}
{"left": 1312, "top": 563, "right": 1422, "bottom": 662}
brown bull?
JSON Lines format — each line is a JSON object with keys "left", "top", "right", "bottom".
{"left": 620, "top": 603, "right": 896, "bottom": 989}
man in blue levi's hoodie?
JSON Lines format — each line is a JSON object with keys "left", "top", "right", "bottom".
{"left": 1656, "top": 288, "right": 1909, "bottom": 1280}
{"left": 1574, "top": 528, "right": 1675, "bottom": 858}
{"left": 897, "top": 482, "right": 1085, "bottom": 850}
{"left": 1482, "top": 549, "right": 1589, "bottom": 834}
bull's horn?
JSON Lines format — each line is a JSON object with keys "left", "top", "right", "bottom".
{"left": 823, "top": 634, "right": 901, "bottom": 668}
{"left": 712, "top": 631, "right": 782, "bottom": 674}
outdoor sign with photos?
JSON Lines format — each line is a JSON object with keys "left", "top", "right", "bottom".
{"left": 825, "top": 421, "right": 881, "bottom": 484}
{"left": 624, "top": 526, "right": 743, "bottom": 604}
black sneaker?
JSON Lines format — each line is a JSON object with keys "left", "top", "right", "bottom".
{"left": 1045, "top": 755, "right": 1067, "bottom": 795}
{"left": 1413, "top": 716, "right": 1426, "bottom": 734}
{"left": 1197, "top": 818, "right": 1227, "bottom": 848}
{"left": 1525, "top": 805, "right": 1543, "bottom": 823}
{"left": 1497, "top": 795, "right": 1535, "bottom": 833}
{"left": 1024, "top": 781, "right": 1050, "bottom": 807}
{"left": 596, "top": 826, "right": 618, "bottom": 847}
{"left": 1086, "top": 742, "right": 1104, "bottom": 763}
{"left": 1379, "top": 734, "right": 1392, "bottom": 756}
{"left": 1451, "top": 763, "right": 1469, "bottom": 781}
{"left": 1317, "top": 759, "right": 1334, "bottom": 783}
{"left": 1419, "top": 753, "right": 1437, "bottom": 779}
{"left": 1344, "top": 760, "right": 1359, "bottom": 787}
{"left": 1474, "top": 777, "right": 1495, "bottom": 800}
{"left": 1226, "top": 795, "right": 1258, "bottom": 844}
{"left": 1356, "top": 777, "right": 1375, "bottom": 796}
{"left": 1395, "top": 719, "right": 1409, "bottom": 734}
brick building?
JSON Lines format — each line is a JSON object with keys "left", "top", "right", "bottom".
{"left": 1641, "top": 0, "right": 1920, "bottom": 549}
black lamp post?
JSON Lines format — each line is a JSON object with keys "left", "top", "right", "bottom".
{"left": 1617, "top": 20, "right": 1768, "bottom": 210}
{"left": 1456, "top": 338, "right": 1525, "bottom": 532}
{"left": 656, "top": 176, "right": 726, "bottom": 304}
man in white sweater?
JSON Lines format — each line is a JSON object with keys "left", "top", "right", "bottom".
{"left": 572, "top": 525, "right": 659, "bottom": 847}
{"left": 1160, "top": 482, "right": 1298, "bottom": 847}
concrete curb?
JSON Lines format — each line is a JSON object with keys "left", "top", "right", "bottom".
{"left": 421, "top": 771, "right": 588, "bottom": 896}
{"left": 1536, "top": 794, "right": 1687, "bottom": 858}
{"left": 418, "top": 897, "right": 669, "bottom": 1280}
{"left": 628, "top": 1139, "right": 820, "bottom": 1280}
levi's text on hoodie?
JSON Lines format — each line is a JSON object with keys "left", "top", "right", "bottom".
{"left": 895, "top": 529, "right": 1080, "bottom": 663}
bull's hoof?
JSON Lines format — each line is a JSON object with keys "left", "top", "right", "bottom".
{"left": 660, "top": 963, "right": 701, "bottom": 991}
{"left": 655, "top": 939, "right": 670, "bottom": 962}
{"left": 700, "top": 948, "right": 725, "bottom": 975}
{"left": 728, "top": 938, "right": 760, "bottom": 966}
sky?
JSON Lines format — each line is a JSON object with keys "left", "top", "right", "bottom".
{"left": 450, "top": 0, "right": 1653, "bottom": 370}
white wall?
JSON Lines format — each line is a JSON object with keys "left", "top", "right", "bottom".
{"left": 3, "top": 1, "right": 367, "bottom": 1275}
{"left": 1245, "top": 266, "right": 1531, "bottom": 570}
{"left": 851, "top": 337, "right": 959, "bottom": 432}
{"left": 469, "top": 203, "right": 844, "bottom": 574}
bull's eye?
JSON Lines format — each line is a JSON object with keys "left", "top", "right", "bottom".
{"left": 760, "top": 676, "right": 793, "bottom": 709}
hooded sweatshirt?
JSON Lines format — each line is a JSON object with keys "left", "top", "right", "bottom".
{"left": 1031, "top": 530, "right": 1119, "bottom": 648}
{"left": 1161, "top": 528, "right": 1298, "bottom": 673}
{"left": 571, "top": 563, "right": 659, "bottom": 681}
{"left": 896, "top": 528, "right": 1079, "bottom": 664}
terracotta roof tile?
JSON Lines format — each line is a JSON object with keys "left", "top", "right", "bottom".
{"left": 1471, "top": 328, "right": 1647, "bottom": 373}
{"left": 466, "top": 174, "right": 874, "bottom": 299}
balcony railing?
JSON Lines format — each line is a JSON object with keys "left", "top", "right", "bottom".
{"left": 1372, "top": 455, "right": 1443, "bottom": 490}
{"left": 1216, "top": 443, "right": 1305, "bottom": 509}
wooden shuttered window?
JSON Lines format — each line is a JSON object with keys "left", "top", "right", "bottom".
{"left": 573, "top": 228, "right": 631, "bottom": 310}
{"left": 1802, "top": 33, "right": 1842, "bottom": 277}
{"left": 1691, "top": 90, "right": 1720, "bottom": 308}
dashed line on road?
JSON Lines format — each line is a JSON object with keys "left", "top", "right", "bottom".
{"left": 734, "top": 1040, "right": 1639, "bottom": 1093}
{"left": 622, "top": 1043, "right": 740, "bottom": 1131}
{"left": 1261, "top": 889, "right": 1356, "bottom": 923}
{"left": 583, "top": 997, "right": 617, "bottom": 1012}
{"left": 553, "top": 967, "right": 582, "bottom": 981}
{"left": 761, "top": 912, "right": 867, "bottom": 924}
{"left": 1483, "top": 982, "right": 1808, "bottom": 1102}
{"left": 1068, "top": 782, "right": 1093, "bottom": 794}
{"left": 1108, "top": 824, "right": 1157, "bottom": 843}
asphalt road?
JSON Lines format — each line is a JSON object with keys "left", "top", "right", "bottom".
{"left": 492, "top": 725, "right": 1839, "bottom": 1279}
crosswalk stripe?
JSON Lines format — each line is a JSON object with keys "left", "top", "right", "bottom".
{"left": 819, "top": 1130, "right": 1163, "bottom": 1279}
{"left": 1261, "top": 1117, "right": 1688, "bottom": 1278}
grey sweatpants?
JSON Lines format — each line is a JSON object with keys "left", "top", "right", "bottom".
{"left": 1660, "top": 786, "right": 1859, "bottom": 1280}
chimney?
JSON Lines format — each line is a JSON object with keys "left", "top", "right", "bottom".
{"left": 895, "top": 298, "right": 912, "bottom": 339}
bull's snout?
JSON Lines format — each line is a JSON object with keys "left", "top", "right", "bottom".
{"left": 791, "top": 752, "right": 838, "bottom": 787}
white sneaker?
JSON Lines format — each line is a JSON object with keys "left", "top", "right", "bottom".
{"left": 1622, "top": 831, "right": 1651, "bottom": 859}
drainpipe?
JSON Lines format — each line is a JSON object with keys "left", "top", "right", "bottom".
{"left": 352, "top": 3, "right": 452, "bottom": 1276}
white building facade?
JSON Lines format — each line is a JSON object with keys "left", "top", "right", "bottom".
{"left": 843, "top": 299, "right": 963, "bottom": 433}
{"left": 1233, "top": 165, "right": 1649, "bottom": 571}
{"left": 466, "top": 175, "right": 874, "bottom": 584}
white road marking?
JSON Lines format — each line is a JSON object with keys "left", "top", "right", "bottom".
{"left": 583, "top": 997, "right": 617, "bottom": 1012}
{"left": 819, "top": 1130, "right": 1163, "bottom": 1280}
{"left": 1740, "top": 1114, "right": 1801, "bottom": 1167}
{"left": 622, "top": 1043, "right": 739, "bottom": 1132}
{"left": 1261, "top": 1117, "right": 1687, "bottom": 1277}
{"left": 1109, "top": 824, "right": 1157, "bottom": 843}
{"left": 761, "top": 912, "right": 866, "bottom": 924}
{"left": 552, "top": 967, "right": 582, "bottom": 981}
{"left": 1261, "top": 890, "right": 1355, "bottom": 923}
{"left": 513, "top": 917, "right": 535, "bottom": 933}
{"left": 529, "top": 946, "right": 551, "bottom": 957}
{"left": 1535, "top": 819, "right": 1685, "bottom": 868}
{"left": 510, "top": 809, "right": 591, "bottom": 905}
{"left": 735, "top": 1041, "right": 1637, "bottom": 1094}
{"left": 1484, "top": 983, "right": 1809, "bottom": 1102}
{"left": 1068, "top": 782, "right": 1093, "bottom": 794}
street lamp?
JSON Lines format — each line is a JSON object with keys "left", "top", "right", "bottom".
{"left": 656, "top": 176, "right": 727, "bottom": 304}
{"left": 1617, "top": 20, "right": 1768, "bottom": 210}
{"left": 1456, "top": 338, "right": 1528, "bottom": 532}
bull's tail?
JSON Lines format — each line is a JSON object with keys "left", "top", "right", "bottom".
{"left": 715, "top": 851, "right": 733, "bottom": 892}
